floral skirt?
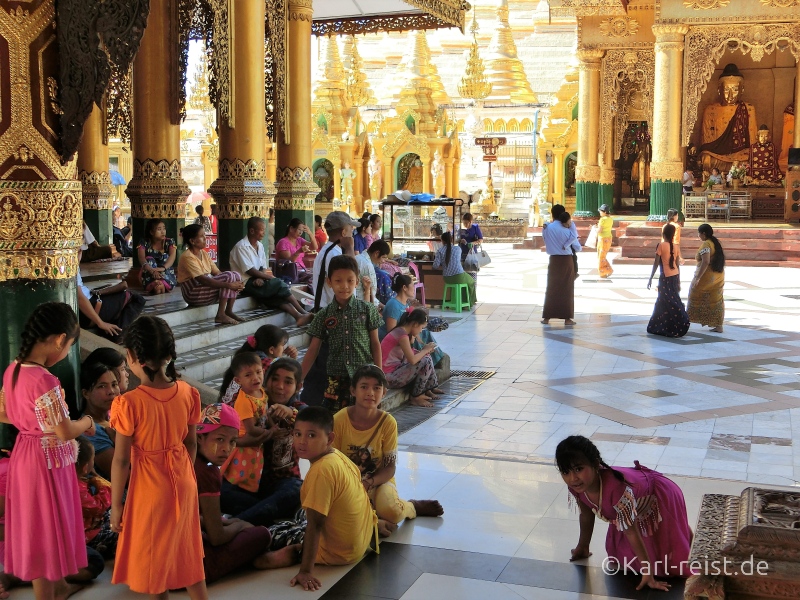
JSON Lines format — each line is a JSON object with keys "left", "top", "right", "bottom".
{"left": 647, "top": 274, "right": 690, "bottom": 338}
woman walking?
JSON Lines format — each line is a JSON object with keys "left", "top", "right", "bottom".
{"left": 646, "top": 224, "right": 689, "bottom": 338}
{"left": 597, "top": 204, "right": 614, "bottom": 279}
{"left": 687, "top": 223, "right": 725, "bottom": 333}
{"left": 541, "top": 206, "right": 581, "bottom": 325}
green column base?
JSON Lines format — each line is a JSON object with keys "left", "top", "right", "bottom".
{"left": 599, "top": 183, "right": 613, "bottom": 210}
{"left": 83, "top": 208, "right": 113, "bottom": 246}
{"left": 648, "top": 179, "right": 682, "bottom": 222}
{"left": 131, "top": 217, "right": 186, "bottom": 268}
{"left": 0, "top": 278, "right": 81, "bottom": 416}
{"left": 575, "top": 181, "right": 599, "bottom": 218}
{"left": 216, "top": 218, "right": 266, "bottom": 272}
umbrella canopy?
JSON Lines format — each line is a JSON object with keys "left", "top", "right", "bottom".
{"left": 109, "top": 170, "right": 126, "bottom": 185}
{"left": 186, "top": 191, "right": 211, "bottom": 205}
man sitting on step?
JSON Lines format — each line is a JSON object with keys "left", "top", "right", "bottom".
{"left": 229, "top": 216, "right": 313, "bottom": 327}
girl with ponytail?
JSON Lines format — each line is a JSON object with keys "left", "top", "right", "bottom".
{"left": 109, "top": 316, "right": 208, "bottom": 598}
{"left": 687, "top": 223, "right": 726, "bottom": 332}
{"left": 555, "top": 435, "right": 692, "bottom": 591}
{"left": 646, "top": 223, "right": 689, "bottom": 337}
{"left": 379, "top": 308, "right": 443, "bottom": 407}
{"left": 2, "top": 302, "right": 96, "bottom": 598}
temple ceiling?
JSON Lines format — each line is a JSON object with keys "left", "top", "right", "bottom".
{"left": 312, "top": 0, "right": 470, "bottom": 36}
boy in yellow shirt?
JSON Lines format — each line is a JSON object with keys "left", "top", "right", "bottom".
{"left": 290, "top": 407, "right": 377, "bottom": 592}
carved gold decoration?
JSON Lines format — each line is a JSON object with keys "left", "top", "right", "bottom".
{"left": 288, "top": 0, "right": 312, "bottom": 21}
{"left": 274, "top": 167, "right": 317, "bottom": 212}
{"left": 126, "top": 159, "right": 190, "bottom": 219}
{"left": 403, "top": 0, "right": 469, "bottom": 31}
{"left": 79, "top": 170, "right": 115, "bottom": 210}
{"left": 554, "top": 120, "right": 577, "bottom": 148}
{"left": 760, "top": 0, "right": 800, "bottom": 6}
{"left": 601, "top": 50, "right": 654, "bottom": 161}
{"left": 0, "top": 180, "right": 82, "bottom": 281}
{"left": 209, "top": 160, "right": 273, "bottom": 220}
{"left": 458, "top": 10, "right": 491, "bottom": 101}
{"left": 311, "top": 122, "right": 342, "bottom": 165}
{"left": 312, "top": 12, "right": 465, "bottom": 36}
{"left": 649, "top": 161, "right": 683, "bottom": 181}
{"left": 683, "top": 0, "right": 729, "bottom": 8}
{"left": 0, "top": 0, "right": 75, "bottom": 181}
{"left": 576, "top": 165, "right": 601, "bottom": 182}
{"left": 265, "top": 0, "right": 287, "bottom": 143}
{"left": 46, "top": 77, "right": 62, "bottom": 115}
{"left": 682, "top": 24, "right": 800, "bottom": 146}
{"left": 209, "top": 0, "right": 234, "bottom": 128}
{"left": 106, "top": 64, "right": 133, "bottom": 144}
{"left": 600, "top": 168, "right": 615, "bottom": 185}
{"left": 343, "top": 36, "right": 375, "bottom": 108}
{"left": 550, "top": 0, "right": 627, "bottom": 17}
{"left": 599, "top": 17, "right": 639, "bottom": 38}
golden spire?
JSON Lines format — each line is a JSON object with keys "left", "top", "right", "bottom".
{"left": 458, "top": 11, "right": 492, "bottom": 101}
{"left": 485, "top": 0, "right": 537, "bottom": 104}
{"left": 342, "top": 35, "right": 374, "bottom": 108}
{"left": 312, "top": 36, "right": 349, "bottom": 136}
{"left": 188, "top": 50, "right": 212, "bottom": 112}
{"left": 393, "top": 30, "right": 450, "bottom": 131}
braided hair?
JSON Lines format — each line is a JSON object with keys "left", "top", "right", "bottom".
{"left": 698, "top": 223, "right": 725, "bottom": 273}
{"left": 442, "top": 231, "right": 453, "bottom": 267}
{"left": 662, "top": 223, "right": 676, "bottom": 270}
{"left": 555, "top": 435, "right": 627, "bottom": 484}
{"left": 13, "top": 302, "right": 79, "bottom": 387}
{"left": 122, "top": 316, "right": 179, "bottom": 382}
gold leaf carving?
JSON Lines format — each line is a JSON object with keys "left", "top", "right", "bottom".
{"left": 599, "top": 17, "right": 639, "bottom": 38}
{"left": 601, "top": 50, "right": 654, "bottom": 160}
{"left": 759, "top": 0, "right": 800, "bottom": 6}
{"left": 683, "top": 0, "right": 730, "bottom": 8}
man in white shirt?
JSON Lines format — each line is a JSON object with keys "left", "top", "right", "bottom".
{"left": 80, "top": 221, "right": 113, "bottom": 262}
{"left": 311, "top": 211, "right": 359, "bottom": 310}
{"left": 229, "top": 217, "right": 313, "bottom": 326}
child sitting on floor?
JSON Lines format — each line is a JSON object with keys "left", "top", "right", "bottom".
{"left": 220, "top": 324, "right": 299, "bottom": 406}
{"left": 75, "top": 437, "right": 117, "bottom": 559}
{"left": 195, "top": 403, "right": 300, "bottom": 583}
{"left": 555, "top": 435, "right": 692, "bottom": 592}
{"left": 290, "top": 407, "right": 380, "bottom": 592}
{"left": 333, "top": 364, "right": 443, "bottom": 527}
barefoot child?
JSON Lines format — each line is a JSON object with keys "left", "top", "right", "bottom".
{"left": 290, "top": 407, "right": 378, "bottom": 592}
{"left": 75, "top": 437, "right": 117, "bottom": 559}
{"left": 380, "top": 309, "right": 443, "bottom": 408}
{"left": 195, "top": 403, "right": 300, "bottom": 583}
{"left": 110, "top": 316, "right": 207, "bottom": 599}
{"left": 334, "top": 364, "right": 443, "bottom": 526}
{"left": 555, "top": 435, "right": 692, "bottom": 592}
{"left": 2, "top": 303, "right": 97, "bottom": 600}
{"left": 302, "top": 255, "right": 383, "bottom": 412}
{"left": 219, "top": 324, "right": 299, "bottom": 406}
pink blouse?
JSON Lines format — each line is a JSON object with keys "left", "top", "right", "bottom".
{"left": 275, "top": 236, "right": 308, "bottom": 265}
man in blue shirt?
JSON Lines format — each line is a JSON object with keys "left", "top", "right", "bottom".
{"left": 541, "top": 205, "right": 581, "bottom": 326}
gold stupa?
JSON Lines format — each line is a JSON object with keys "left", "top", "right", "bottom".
{"left": 393, "top": 30, "right": 448, "bottom": 136}
{"left": 312, "top": 36, "right": 349, "bottom": 137}
{"left": 485, "top": 0, "right": 537, "bottom": 104}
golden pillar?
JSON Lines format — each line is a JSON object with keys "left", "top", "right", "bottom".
{"left": 794, "top": 60, "right": 800, "bottom": 149}
{"left": 553, "top": 148, "right": 565, "bottom": 205}
{"left": 575, "top": 49, "right": 603, "bottom": 217}
{"left": 126, "top": 0, "right": 190, "bottom": 262}
{"left": 77, "top": 105, "right": 115, "bottom": 245}
{"left": 649, "top": 24, "right": 688, "bottom": 220}
{"left": 275, "top": 0, "right": 318, "bottom": 236}
{"left": 0, "top": 0, "right": 83, "bottom": 407}
{"left": 599, "top": 118, "right": 615, "bottom": 211}
{"left": 209, "top": 0, "right": 275, "bottom": 269}
{"left": 445, "top": 157, "right": 455, "bottom": 198}
{"left": 352, "top": 151, "right": 364, "bottom": 214}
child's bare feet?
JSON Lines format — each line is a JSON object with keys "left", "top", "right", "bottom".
{"left": 55, "top": 580, "right": 85, "bottom": 600}
{"left": 225, "top": 310, "right": 243, "bottom": 322}
{"left": 377, "top": 519, "right": 398, "bottom": 538}
{"left": 296, "top": 313, "right": 314, "bottom": 327}
{"left": 215, "top": 315, "right": 239, "bottom": 325}
{"left": 411, "top": 499, "right": 444, "bottom": 517}
{"left": 431, "top": 388, "right": 445, "bottom": 395}
{"left": 410, "top": 395, "right": 433, "bottom": 407}
{"left": 424, "top": 391, "right": 439, "bottom": 400}
{"left": 254, "top": 543, "right": 302, "bottom": 570}
{"left": 0, "top": 572, "right": 13, "bottom": 599}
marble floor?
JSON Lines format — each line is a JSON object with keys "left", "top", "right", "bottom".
{"left": 28, "top": 243, "right": 800, "bottom": 599}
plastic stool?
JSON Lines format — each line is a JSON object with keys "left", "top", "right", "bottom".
{"left": 442, "top": 282, "right": 470, "bottom": 313}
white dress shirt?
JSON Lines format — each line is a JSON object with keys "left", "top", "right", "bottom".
{"left": 229, "top": 237, "right": 267, "bottom": 282}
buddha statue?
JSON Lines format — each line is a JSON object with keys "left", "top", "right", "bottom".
{"left": 748, "top": 125, "right": 783, "bottom": 185}
{"left": 699, "top": 64, "right": 758, "bottom": 175}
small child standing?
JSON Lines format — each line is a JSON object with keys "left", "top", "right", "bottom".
{"left": 302, "top": 255, "right": 383, "bottom": 412}
{"left": 334, "top": 365, "right": 443, "bottom": 526}
{"left": 2, "top": 302, "right": 97, "bottom": 599}
{"left": 194, "top": 404, "right": 300, "bottom": 584}
{"left": 290, "top": 407, "right": 377, "bottom": 592}
{"left": 75, "top": 437, "right": 117, "bottom": 559}
{"left": 109, "top": 316, "right": 207, "bottom": 599}
{"left": 219, "top": 324, "right": 298, "bottom": 406}
{"left": 555, "top": 435, "right": 692, "bottom": 592}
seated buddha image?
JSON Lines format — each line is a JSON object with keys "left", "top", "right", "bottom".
{"left": 699, "top": 64, "right": 758, "bottom": 176}
{"left": 748, "top": 125, "right": 784, "bottom": 185}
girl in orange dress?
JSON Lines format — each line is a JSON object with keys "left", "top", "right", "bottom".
{"left": 109, "top": 316, "right": 207, "bottom": 599}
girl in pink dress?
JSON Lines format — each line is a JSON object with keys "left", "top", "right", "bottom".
{"left": 555, "top": 435, "right": 692, "bottom": 592}
{"left": 2, "top": 302, "right": 96, "bottom": 599}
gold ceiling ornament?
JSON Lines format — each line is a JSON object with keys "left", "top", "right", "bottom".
{"left": 681, "top": 23, "right": 800, "bottom": 146}
{"left": 403, "top": 0, "right": 470, "bottom": 33}
{"left": 550, "top": 0, "right": 627, "bottom": 17}
{"left": 759, "top": 0, "right": 800, "bottom": 5}
{"left": 683, "top": 0, "right": 730, "bottom": 8}
{"left": 343, "top": 36, "right": 375, "bottom": 108}
{"left": 600, "top": 49, "right": 654, "bottom": 160}
{"left": 599, "top": 16, "right": 640, "bottom": 38}
{"left": 458, "top": 11, "right": 492, "bottom": 101}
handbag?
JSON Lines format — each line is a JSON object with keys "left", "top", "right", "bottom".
{"left": 474, "top": 244, "right": 491, "bottom": 268}
{"left": 584, "top": 225, "right": 598, "bottom": 249}
{"left": 275, "top": 260, "right": 299, "bottom": 283}
{"left": 464, "top": 248, "right": 480, "bottom": 271}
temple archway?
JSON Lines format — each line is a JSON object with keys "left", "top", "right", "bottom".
{"left": 397, "top": 152, "right": 422, "bottom": 192}
{"left": 312, "top": 158, "right": 335, "bottom": 202}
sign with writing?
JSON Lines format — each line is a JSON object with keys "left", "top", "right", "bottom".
{"left": 206, "top": 234, "right": 218, "bottom": 263}
{"left": 482, "top": 155, "right": 497, "bottom": 162}
{"left": 474, "top": 137, "right": 507, "bottom": 147}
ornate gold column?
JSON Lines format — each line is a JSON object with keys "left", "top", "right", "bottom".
{"left": 352, "top": 152, "right": 364, "bottom": 214}
{"left": 553, "top": 148, "right": 565, "bottom": 205}
{"left": 649, "top": 24, "right": 688, "bottom": 221}
{"left": 599, "top": 122, "right": 615, "bottom": 211}
{"left": 795, "top": 61, "right": 800, "bottom": 149}
{"left": 209, "top": 0, "right": 274, "bottom": 269}
{"left": 275, "top": 0, "right": 317, "bottom": 237}
{"left": 575, "top": 49, "right": 603, "bottom": 217}
{"left": 445, "top": 157, "right": 455, "bottom": 198}
{"left": 0, "top": 0, "right": 83, "bottom": 406}
{"left": 77, "top": 104, "right": 115, "bottom": 245}
{"left": 126, "top": 0, "right": 190, "bottom": 262}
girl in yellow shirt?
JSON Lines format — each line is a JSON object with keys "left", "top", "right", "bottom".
{"left": 597, "top": 204, "right": 614, "bottom": 279}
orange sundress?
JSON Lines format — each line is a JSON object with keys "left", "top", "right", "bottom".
{"left": 109, "top": 381, "right": 204, "bottom": 594}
